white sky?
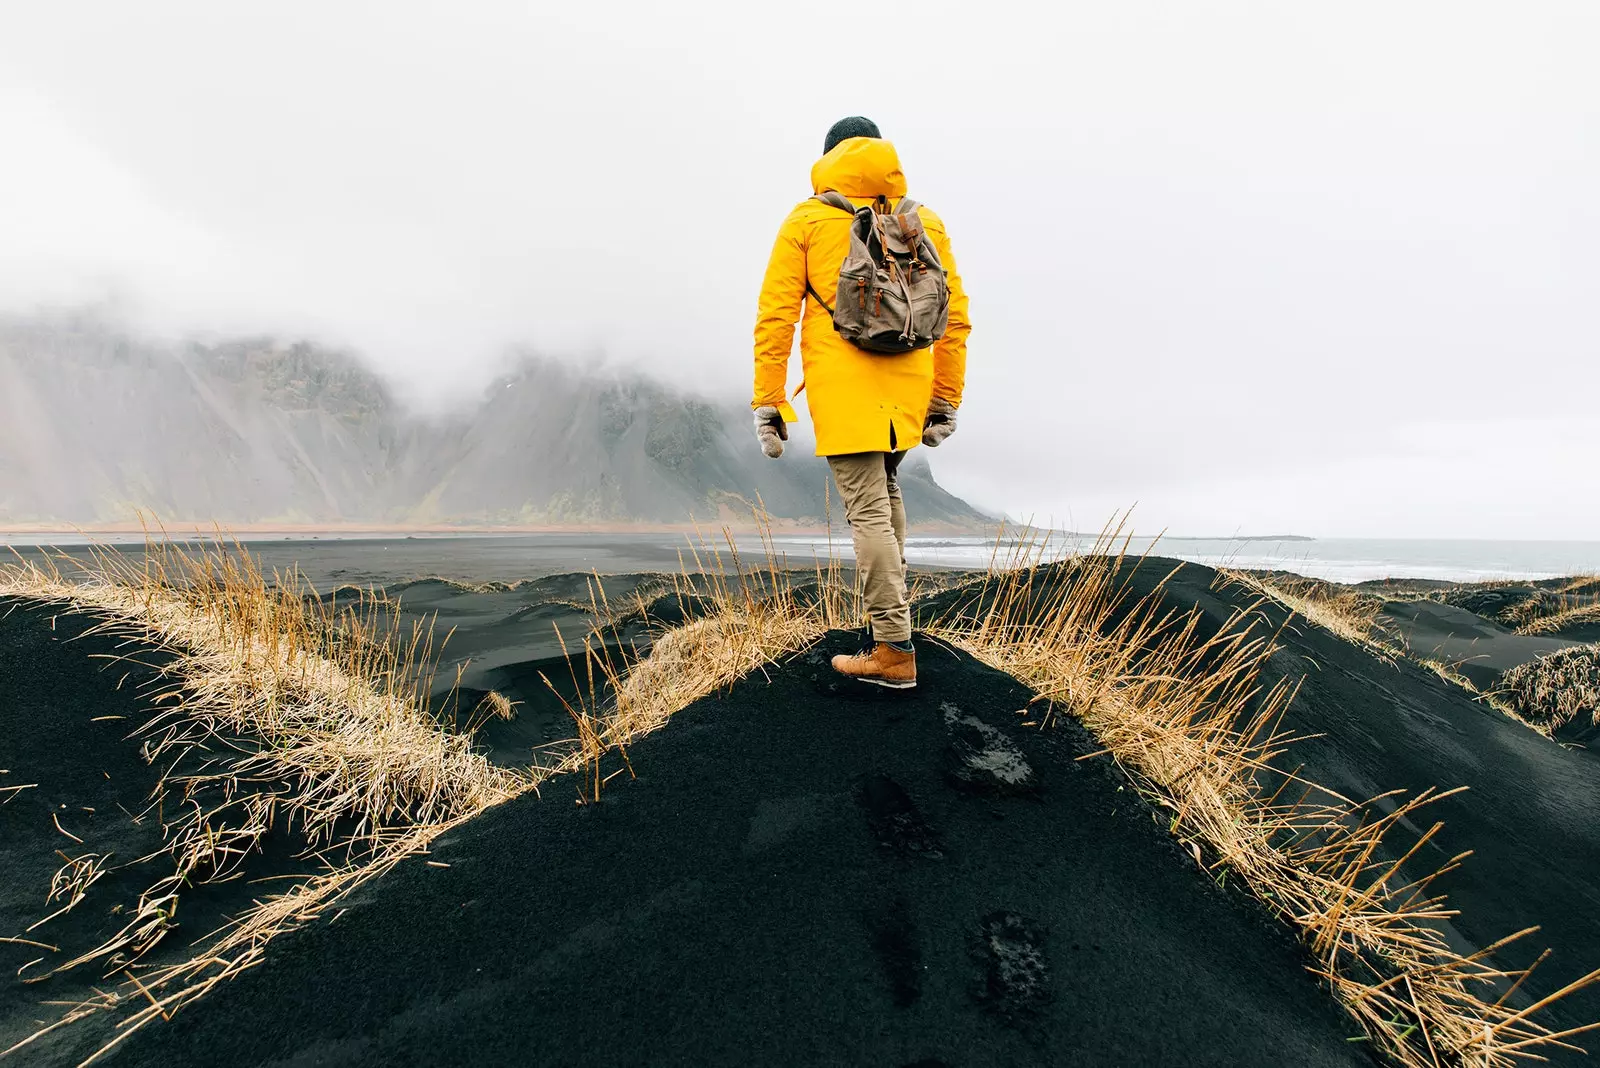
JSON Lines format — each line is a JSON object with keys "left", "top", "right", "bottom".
{"left": 1, "top": 1, "right": 1596, "bottom": 539}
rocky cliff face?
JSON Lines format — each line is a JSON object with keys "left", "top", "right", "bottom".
{"left": 0, "top": 313, "right": 987, "bottom": 528}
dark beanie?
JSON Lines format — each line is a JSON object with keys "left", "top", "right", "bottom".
{"left": 824, "top": 116, "right": 881, "bottom": 154}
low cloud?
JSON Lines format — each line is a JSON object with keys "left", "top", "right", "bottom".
{"left": 1, "top": 1, "right": 1596, "bottom": 537}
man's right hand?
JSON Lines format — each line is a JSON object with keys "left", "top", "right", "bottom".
{"left": 754, "top": 406, "right": 788, "bottom": 458}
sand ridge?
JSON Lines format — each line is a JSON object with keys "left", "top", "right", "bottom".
{"left": 92, "top": 632, "right": 1371, "bottom": 1067}
{"left": 1104, "top": 558, "right": 1600, "bottom": 1048}
{"left": 7, "top": 554, "right": 1600, "bottom": 1064}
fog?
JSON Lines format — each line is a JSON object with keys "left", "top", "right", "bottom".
{"left": 2, "top": 2, "right": 1596, "bottom": 538}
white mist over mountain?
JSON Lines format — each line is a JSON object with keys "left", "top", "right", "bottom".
{"left": 1, "top": 2, "right": 1596, "bottom": 538}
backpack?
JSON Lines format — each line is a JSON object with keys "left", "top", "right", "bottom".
{"left": 805, "top": 192, "right": 951, "bottom": 354}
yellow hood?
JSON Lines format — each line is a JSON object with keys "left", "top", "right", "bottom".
{"left": 810, "top": 137, "right": 908, "bottom": 199}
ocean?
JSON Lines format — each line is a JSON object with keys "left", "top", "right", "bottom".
{"left": 766, "top": 534, "right": 1600, "bottom": 584}
{"left": 5, "top": 531, "right": 1599, "bottom": 587}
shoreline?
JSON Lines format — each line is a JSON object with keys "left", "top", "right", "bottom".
{"left": 0, "top": 520, "right": 989, "bottom": 540}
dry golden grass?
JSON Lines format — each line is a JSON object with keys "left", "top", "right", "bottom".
{"left": 8, "top": 519, "right": 1600, "bottom": 1067}
{"left": 30, "top": 853, "right": 112, "bottom": 935}
{"left": 1216, "top": 568, "right": 1391, "bottom": 650}
{"left": 473, "top": 690, "right": 517, "bottom": 723}
{"left": 0, "top": 527, "right": 532, "bottom": 1061}
{"left": 1215, "top": 570, "right": 1554, "bottom": 734}
{"left": 536, "top": 523, "right": 859, "bottom": 802}
{"left": 1, "top": 535, "right": 525, "bottom": 844}
{"left": 1414, "top": 656, "right": 1478, "bottom": 692}
{"left": 1435, "top": 574, "right": 1600, "bottom": 635}
{"left": 1470, "top": 578, "right": 1599, "bottom": 634}
{"left": 1500, "top": 645, "right": 1600, "bottom": 736}
{"left": 925, "top": 527, "right": 1600, "bottom": 1066}
{"left": 1, "top": 517, "right": 858, "bottom": 1063}
{"left": 1518, "top": 600, "right": 1600, "bottom": 637}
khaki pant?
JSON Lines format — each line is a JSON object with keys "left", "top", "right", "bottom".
{"left": 827, "top": 451, "right": 910, "bottom": 644}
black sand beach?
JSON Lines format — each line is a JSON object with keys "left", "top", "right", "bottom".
{"left": 0, "top": 602, "right": 319, "bottom": 1060}
{"left": 351, "top": 573, "right": 667, "bottom": 764}
{"left": 0, "top": 602, "right": 176, "bottom": 1046}
{"left": 1381, "top": 599, "right": 1582, "bottom": 690}
{"left": 6, "top": 545, "right": 1600, "bottom": 1065}
{"left": 1092, "top": 560, "right": 1600, "bottom": 1043}
{"left": 90, "top": 631, "right": 1371, "bottom": 1068}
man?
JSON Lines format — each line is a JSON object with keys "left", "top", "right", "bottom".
{"left": 751, "top": 115, "right": 971, "bottom": 690}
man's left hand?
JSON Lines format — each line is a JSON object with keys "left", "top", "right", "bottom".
{"left": 922, "top": 398, "right": 957, "bottom": 447}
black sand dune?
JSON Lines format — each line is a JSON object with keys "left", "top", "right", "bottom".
{"left": 1077, "top": 560, "right": 1600, "bottom": 1050}
{"left": 0, "top": 601, "right": 175, "bottom": 1049}
{"left": 1440, "top": 583, "right": 1600, "bottom": 644}
{"left": 403, "top": 571, "right": 924, "bottom": 771}
{"left": 446, "top": 648, "right": 615, "bottom": 768}
{"left": 1345, "top": 578, "right": 1600, "bottom": 644}
{"left": 0, "top": 601, "right": 319, "bottom": 1059}
{"left": 1379, "top": 598, "right": 1581, "bottom": 690}
{"left": 86, "top": 632, "right": 1370, "bottom": 1068}
{"left": 13, "top": 554, "right": 1600, "bottom": 1065}
{"left": 312, "top": 573, "right": 659, "bottom": 766}
{"left": 1540, "top": 619, "right": 1600, "bottom": 644}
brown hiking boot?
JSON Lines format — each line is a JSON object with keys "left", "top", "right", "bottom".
{"left": 831, "top": 642, "right": 917, "bottom": 689}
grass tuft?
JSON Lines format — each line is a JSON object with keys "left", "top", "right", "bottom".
{"left": 1, "top": 512, "right": 856, "bottom": 1062}
{"left": 1434, "top": 575, "right": 1600, "bottom": 636}
{"left": 0, "top": 522, "right": 532, "bottom": 1062}
{"left": 1517, "top": 601, "right": 1600, "bottom": 638}
{"left": 924, "top": 523, "right": 1600, "bottom": 1066}
{"left": 1216, "top": 568, "right": 1391, "bottom": 650}
{"left": 1500, "top": 645, "right": 1600, "bottom": 737}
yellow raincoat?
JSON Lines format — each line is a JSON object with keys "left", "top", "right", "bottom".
{"left": 752, "top": 138, "right": 970, "bottom": 457}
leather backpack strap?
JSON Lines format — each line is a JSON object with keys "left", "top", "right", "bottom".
{"left": 807, "top": 191, "right": 858, "bottom": 313}
{"left": 805, "top": 279, "right": 835, "bottom": 316}
{"left": 813, "top": 191, "right": 858, "bottom": 214}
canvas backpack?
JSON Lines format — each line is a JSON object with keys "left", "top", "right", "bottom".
{"left": 805, "top": 192, "right": 951, "bottom": 354}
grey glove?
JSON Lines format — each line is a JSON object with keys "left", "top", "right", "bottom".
{"left": 754, "top": 405, "right": 787, "bottom": 458}
{"left": 922, "top": 398, "right": 957, "bottom": 447}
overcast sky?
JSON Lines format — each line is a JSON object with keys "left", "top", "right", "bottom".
{"left": 1, "top": 2, "right": 1596, "bottom": 539}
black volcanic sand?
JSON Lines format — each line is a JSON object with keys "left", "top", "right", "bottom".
{"left": 1545, "top": 620, "right": 1600, "bottom": 644}
{"left": 1442, "top": 584, "right": 1600, "bottom": 644}
{"left": 342, "top": 574, "right": 667, "bottom": 766}
{"left": 396, "top": 571, "right": 924, "bottom": 771}
{"left": 0, "top": 583, "right": 641, "bottom": 1060}
{"left": 0, "top": 600, "right": 172, "bottom": 1050}
{"left": 379, "top": 574, "right": 762, "bottom": 767}
{"left": 319, "top": 571, "right": 666, "bottom": 684}
{"left": 1379, "top": 599, "right": 1581, "bottom": 689}
{"left": 102, "top": 632, "right": 1371, "bottom": 1068}
{"left": 1360, "top": 578, "right": 1600, "bottom": 646}
{"left": 1038, "top": 559, "right": 1600, "bottom": 1052}
{"left": 0, "top": 601, "right": 320, "bottom": 1060}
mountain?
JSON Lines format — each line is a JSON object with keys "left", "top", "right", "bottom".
{"left": 0, "top": 313, "right": 987, "bottom": 529}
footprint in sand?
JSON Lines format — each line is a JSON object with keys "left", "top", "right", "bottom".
{"left": 970, "top": 910, "right": 1052, "bottom": 1020}
{"left": 940, "top": 702, "right": 1037, "bottom": 797}
{"left": 856, "top": 773, "right": 945, "bottom": 860}
{"left": 867, "top": 892, "right": 923, "bottom": 1008}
